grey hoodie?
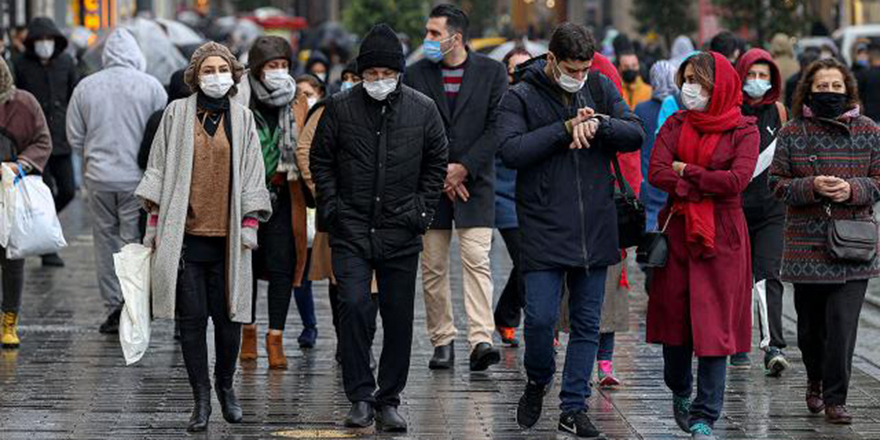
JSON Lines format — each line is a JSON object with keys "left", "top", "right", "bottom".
{"left": 66, "top": 28, "right": 167, "bottom": 192}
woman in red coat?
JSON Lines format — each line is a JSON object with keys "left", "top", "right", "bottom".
{"left": 647, "top": 52, "right": 759, "bottom": 440}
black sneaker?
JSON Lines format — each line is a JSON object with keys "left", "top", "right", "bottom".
{"left": 558, "top": 409, "right": 604, "bottom": 438}
{"left": 516, "top": 380, "right": 547, "bottom": 429}
{"left": 764, "top": 347, "right": 790, "bottom": 377}
{"left": 41, "top": 253, "right": 65, "bottom": 267}
{"left": 99, "top": 308, "right": 122, "bottom": 334}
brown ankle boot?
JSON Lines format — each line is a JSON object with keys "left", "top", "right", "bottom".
{"left": 240, "top": 325, "right": 257, "bottom": 361}
{"left": 806, "top": 380, "right": 825, "bottom": 414}
{"left": 266, "top": 332, "right": 288, "bottom": 370}
{"left": 825, "top": 404, "right": 853, "bottom": 425}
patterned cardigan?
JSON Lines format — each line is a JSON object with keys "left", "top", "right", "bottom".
{"left": 769, "top": 110, "right": 880, "bottom": 284}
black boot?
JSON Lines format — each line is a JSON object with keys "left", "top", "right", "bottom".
{"left": 375, "top": 405, "right": 407, "bottom": 432}
{"left": 344, "top": 401, "right": 375, "bottom": 428}
{"left": 429, "top": 341, "right": 454, "bottom": 370}
{"left": 187, "top": 383, "right": 212, "bottom": 432}
{"left": 214, "top": 380, "right": 243, "bottom": 423}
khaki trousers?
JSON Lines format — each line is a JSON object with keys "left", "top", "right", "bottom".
{"left": 421, "top": 228, "right": 495, "bottom": 350}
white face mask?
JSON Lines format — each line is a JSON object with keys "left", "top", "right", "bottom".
{"left": 35, "top": 40, "right": 55, "bottom": 60}
{"left": 200, "top": 73, "right": 234, "bottom": 99}
{"left": 363, "top": 76, "right": 398, "bottom": 101}
{"left": 307, "top": 97, "right": 318, "bottom": 109}
{"left": 681, "top": 82, "right": 709, "bottom": 112}
{"left": 262, "top": 69, "right": 292, "bottom": 91}
{"left": 554, "top": 61, "right": 586, "bottom": 93}
{"left": 314, "top": 72, "right": 327, "bottom": 82}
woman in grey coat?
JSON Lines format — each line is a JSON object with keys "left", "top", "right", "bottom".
{"left": 135, "top": 42, "right": 271, "bottom": 433}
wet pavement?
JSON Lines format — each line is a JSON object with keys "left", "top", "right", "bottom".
{"left": 2, "top": 197, "right": 880, "bottom": 439}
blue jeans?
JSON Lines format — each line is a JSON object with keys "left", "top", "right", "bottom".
{"left": 663, "top": 345, "right": 727, "bottom": 428}
{"left": 523, "top": 267, "right": 607, "bottom": 413}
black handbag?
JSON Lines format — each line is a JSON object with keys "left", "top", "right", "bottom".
{"left": 825, "top": 205, "right": 878, "bottom": 262}
{"left": 611, "top": 155, "right": 645, "bottom": 249}
{"left": 636, "top": 208, "right": 674, "bottom": 268}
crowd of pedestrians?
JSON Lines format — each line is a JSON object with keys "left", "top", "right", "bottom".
{"left": 0, "top": 6, "right": 879, "bottom": 440}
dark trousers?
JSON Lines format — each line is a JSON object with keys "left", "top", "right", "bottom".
{"left": 176, "top": 257, "right": 241, "bottom": 389}
{"left": 748, "top": 214, "right": 786, "bottom": 349}
{"left": 493, "top": 228, "right": 524, "bottom": 328}
{"left": 523, "top": 267, "right": 606, "bottom": 412}
{"left": 329, "top": 283, "right": 378, "bottom": 348}
{"left": 252, "top": 186, "right": 297, "bottom": 330}
{"left": 0, "top": 247, "right": 24, "bottom": 313}
{"left": 793, "top": 280, "right": 867, "bottom": 405}
{"left": 663, "top": 345, "right": 727, "bottom": 428}
{"left": 42, "top": 154, "right": 76, "bottom": 213}
{"left": 292, "top": 251, "right": 317, "bottom": 330}
{"left": 332, "top": 247, "right": 418, "bottom": 407}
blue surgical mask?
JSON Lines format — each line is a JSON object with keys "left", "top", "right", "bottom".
{"left": 743, "top": 79, "right": 772, "bottom": 99}
{"left": 424, "top": 36, "right": 454, "bottom": 63}
{"left": 341, "top": 81, "right": 355, "bottom": 91}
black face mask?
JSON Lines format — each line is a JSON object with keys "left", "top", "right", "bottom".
{"left": 621, "top": 69, "right": 639, "bottom": 84}
{"left": 810, "top": 92, "right": 848, "bottom": 119}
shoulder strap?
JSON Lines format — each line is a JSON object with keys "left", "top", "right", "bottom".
{"left": 587, "top": 73, "right": 607, "bottom": 115}
{"left": 775, "top": 101, "right": 788, "bottom": 125}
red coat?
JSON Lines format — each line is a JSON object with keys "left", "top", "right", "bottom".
{"left": 646, "top": 113, "right": 759, "bottom": 356}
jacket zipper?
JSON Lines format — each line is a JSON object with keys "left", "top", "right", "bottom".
{"left": 572, "top": 152, "right": 590, "bottom": 269}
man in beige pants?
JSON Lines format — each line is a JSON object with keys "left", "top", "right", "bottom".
{"left": 403, "top": 4, "right": 508, "bottom": 371}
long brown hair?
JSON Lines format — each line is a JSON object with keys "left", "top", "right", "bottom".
{"left": 676, "top": 52, "right": 715, "bottom": 93}
{"left": 791, "top": 58, "right": 859, "bottom": 119}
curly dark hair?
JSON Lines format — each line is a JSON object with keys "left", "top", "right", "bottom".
{"left": 791, "top": 58, "right": 859, "bottom": 119}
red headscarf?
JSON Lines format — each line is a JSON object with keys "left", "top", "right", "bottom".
{"left": 677, "top": 51, "right": 744, "bottom": 256}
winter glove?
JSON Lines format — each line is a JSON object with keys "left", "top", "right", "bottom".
{"left": 242, "top": 217, "right": 259, "bottom": 250}
{"left": 143, "top": 214, "right": 158, "bottom": 249}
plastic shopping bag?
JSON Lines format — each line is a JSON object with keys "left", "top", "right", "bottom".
{"left": 115, "top": 244, "right": 152, "bottom": 365}
{"left": 0, "top": 164, "right": 17, "bottom": 247}
{"left": 5, "top": 175, "right": 67, "bottom": 259}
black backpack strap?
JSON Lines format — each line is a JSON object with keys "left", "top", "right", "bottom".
{"left": 587, "top": 72, "right": 607, "bottom": 115}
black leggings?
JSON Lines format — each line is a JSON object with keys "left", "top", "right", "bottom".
{"left": 0, "top": 248, "right": 24, "bottom": 313}
{"left": 176, "top": 257, "right": 241, "bottom": 389}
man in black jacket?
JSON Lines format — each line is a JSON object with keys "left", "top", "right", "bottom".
{"left": 14, "top": 17, "right": 78, "bottom": 267}
{"left": 857, "top": 42, "right": 880, "bottom": 123}
{"left": 496, "top": 23, "right": 644, "bottom": 438}
{"left": 404, "top": 3, "right": 508, "bottom": 372}
{"left": 310, "top": 23, "right": 447, "bottom": 433}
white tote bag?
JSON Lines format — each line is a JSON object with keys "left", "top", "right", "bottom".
{"left": 0, "top": 164, "right": 18, "bottom": 248}
{"left": 5, "top": 175, "right": 67, "bottom": 259}
{"left": 115, "top": 244, "right": 153, "bottom": 365}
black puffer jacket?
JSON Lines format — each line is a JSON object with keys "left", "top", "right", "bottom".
{"left": 14, "top": 17, "right": 78, "bottom": 156}
{"left": 310, "top": 82, "right": 448, "bottom": 260}
{"left": 497, "top": 58, "right": 645, "bottom": 272}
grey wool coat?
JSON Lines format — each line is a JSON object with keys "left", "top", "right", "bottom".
{"left": 135, "top": 94, "right": 272, "bottom": 323}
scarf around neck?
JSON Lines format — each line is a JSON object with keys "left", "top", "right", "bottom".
{"left": 676, "top": 52, "right": 745, "bottom": 257}
{"left": 249, "top": 73, "right": 299, "bottom": 179}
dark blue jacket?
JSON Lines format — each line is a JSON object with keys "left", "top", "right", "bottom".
{"left": 494, "top": 157, "right": 517, "bottom": 229}
{"left": 496, "top": 58, "right": 645, "bottom": 272}
{"left": 634, "top": 98, "right": 667, "bottom": 231}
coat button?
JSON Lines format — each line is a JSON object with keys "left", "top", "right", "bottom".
{"left": 375, "top": 196, "right": 380, "bottom": 202}
{"left": 809, "top": 155, "right": 818, "bottom": 161}
{"left": 370, "top": 228, "right": 375, "bottom": 233}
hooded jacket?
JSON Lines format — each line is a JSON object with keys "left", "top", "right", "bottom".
{"left": 0, "top": 58, "right": 51, "bottom": 172}
{"left": 67, "top": 29, "right": 167, "bottom": 192}
{"left": 736, "top": 49, "right": 786, "bottom": 218}
{"left": 14, "top": 17, "right": 78, "bottom": 156}
{"left": 497, "top": 57, "right": 645, "bottom": 271}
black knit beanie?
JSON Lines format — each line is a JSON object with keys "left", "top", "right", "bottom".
{"left": 357, "top": 24, "right": 404, "bottom": 74}
{"left": 342, "top": 59, "right": 359, "bottom": 77}
{"left": 248, "top": 36, "right": 292, "bottom": 76}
